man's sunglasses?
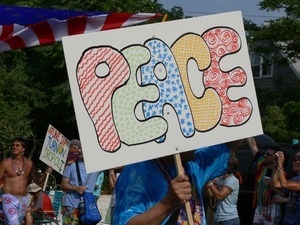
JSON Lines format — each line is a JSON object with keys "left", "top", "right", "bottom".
{"left": 292, "top": 158, "right": 300, "bottom": 163}
{"left": 265, "top": 152, "right": 274, "bottom": 157}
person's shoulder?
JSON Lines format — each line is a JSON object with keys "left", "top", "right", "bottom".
{"left": 25, "top": 157, "right": 33, "bottom": 163}
{"left": 1, "top": 158, "right": 10, "bottom": 163}
{"left": 25, "top": 157, "right": 34, "bottom": 168}
{"left": 0, "top": 158, "right": 11, "bottom": 166}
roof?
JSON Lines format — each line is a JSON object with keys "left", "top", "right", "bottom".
{"left": 290, "top": 60, "right": 300, "bottom": 79}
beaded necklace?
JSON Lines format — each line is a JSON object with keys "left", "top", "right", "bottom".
{"left": 11, "top": 156, "right": 25, "bottom": 176}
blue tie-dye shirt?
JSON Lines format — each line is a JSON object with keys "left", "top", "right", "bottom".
{"left": 114, "top": 143, "right": 230, "bottom": 225}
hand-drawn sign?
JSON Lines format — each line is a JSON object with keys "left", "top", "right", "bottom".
{"left": 39, "top": 124, "right": 70, "bottom": 174}
{"left": 62, "top": 11, "right": 263, "bottom": 172}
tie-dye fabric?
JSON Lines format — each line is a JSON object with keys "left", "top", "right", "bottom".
{"left": 114, "top": 144, "right": 230, "bottom": 225}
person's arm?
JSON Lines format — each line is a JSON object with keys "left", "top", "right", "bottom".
{"left": 205, "top": 177, "right": 219, "bottom": 198}
{"left": 127, "top": 174, "right": 191, "bottom": 225}
{"left": 226, "top": 139, "right": 243, "bottom": 153}
{"left": 247, "top": 137, "right": 259, "bottom": 157}
{"left": 276, "top": 151, "right": 300, "bottom": 191}
{"left": 206, "top": 181, "right": 232, "bottom": 200}
{"left": 271, "top": 160, "right": 281, "bottom": 188}
{"left": 60, "top": 176, "right": 86, "bottom": 194}
{"left": 0, "top": 159, "right": 6, "bottom": 182}
{"left": 109, "top": 169, "right": 117, "bottom": 188}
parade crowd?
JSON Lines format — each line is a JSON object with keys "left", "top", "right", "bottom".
{"left": 0, "top": 136, "right": 299, "bottom": 225}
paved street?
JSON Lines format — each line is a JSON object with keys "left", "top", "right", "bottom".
{"left": 97, "top": 195, "right": 112, "bottom": 224}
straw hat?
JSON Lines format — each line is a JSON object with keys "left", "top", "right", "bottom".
{"left": 28, "top": 183, "right": 42, "bottom": 193}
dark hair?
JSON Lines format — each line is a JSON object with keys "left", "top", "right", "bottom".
{"left": 12, "top": 137, "right": 28, "bottom": 150}
{"left": 292, "top": 144, "right": 300, "bottom": 151}
{"left": 268, "top": 145, "right": 281, "bottom": 152}
{"left": 227, "top": 153, "right": 238, "bottom": 174}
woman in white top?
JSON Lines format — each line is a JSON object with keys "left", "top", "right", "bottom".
{"left": 206, "top": 153, "right": 240, "bottom": 225}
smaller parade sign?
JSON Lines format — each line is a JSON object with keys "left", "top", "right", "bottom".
{"left": 39, "top": 124, "right": 70, "bottom": 174}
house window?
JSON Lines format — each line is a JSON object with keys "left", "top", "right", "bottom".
{"left": 250, "top": 52, "right": 273, "bottom": 78}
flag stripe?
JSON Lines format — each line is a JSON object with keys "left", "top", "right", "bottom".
{"left": 0, "top": 24, "right": 13, "bottom": 40}
{"left": 17, "top": 27, "right": 39, "bottom": 48}
{"left": 48, "top": 18, "right": 69, "bottom": 42}
{"left": 68, "top": 16, "right": 87, "bottom": 35}
{"left": 85, "top": 16, "right": 106, "bottom": 33}
{"left": 30, "top": 20, "right": 55, "bottom": 45}
{"left": 0, "top": 5, "right": 161, "bottom": 52}
{"left": 5, "top": 35, "right": 25, "bottom": 50}
{"left": 122, "top": 13, "right": 160, "bottom": 27}
{"left": 102, "top": 13, "right": 132, "bottom": 30}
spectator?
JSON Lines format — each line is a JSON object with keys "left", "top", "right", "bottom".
{"left": 105, "top": 167, "right": 122, "bottom": 224}
{"left": 0, "top": 137, "right": 52, "bottom": 225}
{"left": 114, "top": 140, "right": 242, "bottom": 225}
{"left": 93, "top": 172, "right": 105, "bottom": 200}
{"left": 25, "top": 183, "right": 54, "bottom": 225}
{"left": 60, "top": 139, "right": 102, "bottom": 225}
{"left": 206, "top": 153, "right": 240, "bottom": 225}
{"left": 272, "top": 149, "right": 300, "bottom": 225}
{"left": 247, "top": 137, "right": 282, "bottom": 225}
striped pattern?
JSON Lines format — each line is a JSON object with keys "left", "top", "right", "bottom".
{"left": 0, "top": 5, "right": 161, "bottom": 51}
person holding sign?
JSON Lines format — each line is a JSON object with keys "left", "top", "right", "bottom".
{"left": 272, "top": 148, "right": 300, "bottom": 225}
{"left": 0, "top": 137, "right": 53, "bottom": 225}
{"left": 247, "top": 137, "right": 282, "bottom": 225}
{"left": 60, "top": 139, "right": 102, "bottom": 225}
{"left": 114, "top": 140, "right": 242, "bottom": 225}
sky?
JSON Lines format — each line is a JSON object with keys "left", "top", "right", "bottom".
{"left": 158, "top": 0, "right": 284, "bottom": 25}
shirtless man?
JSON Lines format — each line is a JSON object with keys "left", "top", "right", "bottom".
{"left": 0, "top": 137, "right": 52, "bottom": 225}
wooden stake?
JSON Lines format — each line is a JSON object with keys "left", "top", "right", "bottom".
{"left": 162, "top": 14, "right": 168, "bottom": 22}
{"left": 42, "top": 172, "right": 50, "bottom": 191}
{"left": 174, "top": 154, "right": 194, "bottom": 225}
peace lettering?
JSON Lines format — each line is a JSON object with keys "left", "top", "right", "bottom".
{"left": 76, "top": 27, "right": 252, "bottom": 152}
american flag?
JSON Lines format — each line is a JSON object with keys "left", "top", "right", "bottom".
{"left": 0, "top": 5, "right": 161, "bottom": 52}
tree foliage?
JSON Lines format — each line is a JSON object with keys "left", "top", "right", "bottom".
{"left": 262, "top": 101, "right": 300, "bottom": 143}
{"left": 247, "top": 0, "right": 300, "bottom": 62}
{"left": 0, "top": 0, "right": 183, "bottom": 159}
{"left": 0, "top": 56, "right": 33, "bottom": 156}
{"left": 1, "top": 0, "right": 299, "bottom": 160}
{"left": 262, "top": 105, "right": 289, "bottom": 142}
{"left": 243, "top": 0, "right": 300, "bottom": 144}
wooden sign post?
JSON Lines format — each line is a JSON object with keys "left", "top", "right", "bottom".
{"left": 174, "top": 154, "right": 194, "bottom": 225}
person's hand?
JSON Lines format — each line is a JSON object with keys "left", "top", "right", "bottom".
{"left": 211, "top": 177, "right": 219, "bottom": 184}
{"left": 26, "top": 206, "right": 33, "bottom": 212}
{"left": 75, "top": 185, "right": 86, "bottom": 194}
{"left": 46, "top": 166, "right": 53, "bottom": 174}
{"left": 275, "top": 151, "right": 285, "bottom": 167}
{"left": 162, "top": 174, "right": 192, "bottom": 209}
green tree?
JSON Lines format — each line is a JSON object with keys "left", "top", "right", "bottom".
{"left": 282, "top": 101, "right": 300, "bottom": 139}
{"left": 0, "top": 0, "right": 183, "bottom": 157}
{"left": 0, "top": 57, "right": 33, "bottom": 157}
{"left": 261, "top": 105, "right": 289, "bottom": 142}
{"left": 249, "top": 0, "right": 300, "bottom": 62}
{"left": 243, "top": 1, "right": 300, "bottom": 143}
